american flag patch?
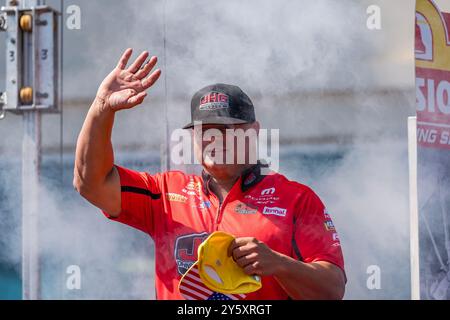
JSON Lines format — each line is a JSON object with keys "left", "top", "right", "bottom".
{"left": 179, "top": 263, "right": 246, "bottom": 300}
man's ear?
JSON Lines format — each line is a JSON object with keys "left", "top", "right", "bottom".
{"left": 252, "top": 121, "right": 261, "bottom": 134}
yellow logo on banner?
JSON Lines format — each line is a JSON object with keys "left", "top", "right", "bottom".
{"left": 416, "top": 0, "right": 450, "bottom": 71}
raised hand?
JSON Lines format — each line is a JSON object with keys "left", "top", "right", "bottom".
{"left": 96, "top": 48, "right": 161, "bottom": 111}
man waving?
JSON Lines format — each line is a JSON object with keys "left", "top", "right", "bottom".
{"left": 73, "top": 49, "right": 346, "bottom": 300}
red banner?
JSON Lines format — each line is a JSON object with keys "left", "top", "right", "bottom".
{"left": 415, "top": 0, "right": 450, "bottom": 300}
{"left": 416, "top": 0, "right": 450, "bottom": 150}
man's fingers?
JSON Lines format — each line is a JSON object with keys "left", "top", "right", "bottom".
{"left": 235, "top": 252, "right": 258, "bottom": 268}
{"left": 134, "top": 56, "right": 158, "bottom": 80}
{"left": 234, "top": 244, "right": 256, "bottom": 260}
{"left": 227, "top": 237, "right": 254, "bottom": 257}
{"left": 128, "top": 51, "right": 149, "bottom": 74}
{"left": 116, "top": 48, "right": 133, "bottom": 70}
{"left": 228, "top": 240, "right": 238, "bottom": 257}
{"left": 243, "top": 262, "right": 261, "bottom": 276}
{"left": 142, "top": 69, "right": 162, "bottom": 89}
{"left": 126, "top": 91, "right": 147, "bottom": 107}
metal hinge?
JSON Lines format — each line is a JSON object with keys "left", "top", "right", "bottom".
{"left": 0, "top": 92, "right": 6, "bottom": 119}
{"left": 0, "top": 13, "right": 6, "bottom": 31}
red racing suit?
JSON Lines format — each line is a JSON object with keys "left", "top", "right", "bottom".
{"left": 102, "top": 162, "right": 345, "bottom": 299}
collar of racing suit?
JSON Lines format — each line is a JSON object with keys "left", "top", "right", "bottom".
{"left": 200, "top": 160, "right": 269, "bottom": 195}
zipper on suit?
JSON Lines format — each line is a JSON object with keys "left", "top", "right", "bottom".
{"left": 215, "top": 203, "right": 222, "bottom": 231}
{"left": 210, "top": 177, "right": 241, "bottom": 230}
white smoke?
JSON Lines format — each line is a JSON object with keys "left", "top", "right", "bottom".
{"left": 0, "top": 0, "right": 416, "bottom": 299}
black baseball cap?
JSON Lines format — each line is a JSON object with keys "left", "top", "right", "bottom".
{"left": 182, "top": 83, "right": 256, "bottom": 129}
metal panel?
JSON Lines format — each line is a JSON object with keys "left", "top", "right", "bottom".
{"left": 1, "top": 3, "right": 59, "bottom": 112}
{"left": 4, "top": 7, "right": 20, "bottom": 110}
{"left": 34, "top": 9, "right": 57, "bottom": 110}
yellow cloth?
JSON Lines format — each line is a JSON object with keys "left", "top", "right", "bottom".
{"left": 196, "top": 231, "right": 262, "bottom": 294}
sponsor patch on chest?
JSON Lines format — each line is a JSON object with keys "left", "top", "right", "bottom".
{"left": 166, "top": 192, "right": 188, "bottom": 203}
{"left": 244, "top": 194, "right": 280, "bottom": 205}
{"left": 262, "top": 206, "right": 287, "bottom": 217}
{"left": 324, "top": 220, "right": 335, "bottom": 231}
{"left": 234, "top": 202, "right": 258, "bottom": 215}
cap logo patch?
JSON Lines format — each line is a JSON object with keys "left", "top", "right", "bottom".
{"left": 199, "top": 92, "right": 229, "bottom": 111}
